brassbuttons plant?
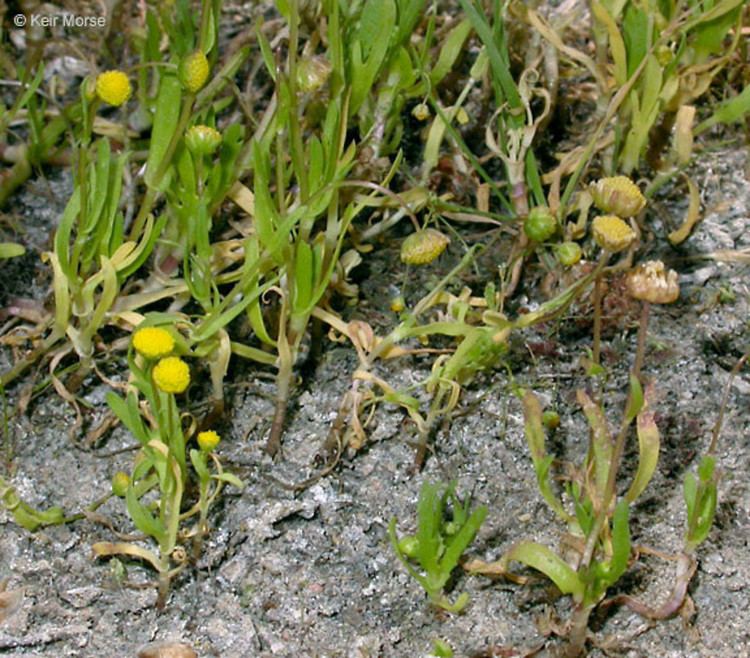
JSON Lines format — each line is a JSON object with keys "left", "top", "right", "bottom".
{"left": 95, "top": 320, "right": 242, "bottom": 608}
{"left": 390, "top": 480, "right": 487, "bottom": 613}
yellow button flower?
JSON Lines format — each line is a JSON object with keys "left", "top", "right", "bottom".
{"left": 153, "top": 357, "right": 191, "bottom": 394}
{"left": 197, "top": 430, "right": 221, "bottom": 452}
{"left": 180, "top": 51, "right": 209, "bottom": 93}
{"left": 95, "top": 70, "right": 132, "bottom": 107}
{"left": 591, "top": 215, "right": 636, "bottom": 253}
{"left": 132, "top": 326, "right": 175, "bottom": 359}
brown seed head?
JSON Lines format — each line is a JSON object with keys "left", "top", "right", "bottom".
{"left": 627, "top": 260, "right": 680, "bottom": 304}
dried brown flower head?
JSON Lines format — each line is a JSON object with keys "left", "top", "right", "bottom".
{"left": 627, "top": 260, "right": 680, "bottom": 304}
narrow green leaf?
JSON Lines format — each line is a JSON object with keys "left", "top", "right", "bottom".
{"left": 430, "top": 19, "right": 472, "bottom": 86}
{"left": 106, "top": 391, "right": 148, "bottom": 444}
{"left": 504, "top": 541, "right": 584, "bottom": 599}
{"left": 0, "top": 243, "right": 25, "bottom": 259}
{"left": 416, "top": 480, "right": 443, "bottom": 574}
{"left": 608, "top": 499, "right": 631, "bottom": 585}
{"left": 522, "top": 391, "right": 569, "bottom": 520}
{"left": 440, "top": 505, "right": 487, "bottom": 575}
{"left": 683, "top": 471, "right": 698, "bottom": 521}
{"left": 213, "top": 472, "right": 244, "bottom": 489}
{"left": 292, "top": 241, "right": 314, "bottom": 312}
{"left": 626, "top": 388, "right": 660, "bottom": 503}
{"left": 144, "top": 72, "right": 182, "bottom": 191}
{"left": 577, "top": 389, "right": 613, "bottom": 501}
{"left": 189, "top": 448, "right": 210, "bottom": 482}
{"left": 624, "top": 374, "right": 644, "bottom": 423}
{"left": 126, "top": 485, "right": 165, "bottom": 541}
{"left": 697, "top": 83, "right": 750, "bottom": 134}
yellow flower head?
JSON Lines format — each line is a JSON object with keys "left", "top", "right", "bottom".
{"left": 95, "top": 70, "right": 132, "bottom": 107}
{"left": 153, "top": 356, "right": 190, "bottom": 394}
{"left": 592, "top": 215, "right": 636, "bottom": 253}
{"left": 400, "top": 229, "right": 450, "bottom": 265}
{"left": 180, "top": 50, "right": 210, "bottom": 93}
{"left": 197, "top": 430, "right": 221, "bottom": 452}
{"left": 132, "top": 326, "right": 175, "bottom": 359}
{"left": 590, "top": 176, "right": 646, "bottom": 218}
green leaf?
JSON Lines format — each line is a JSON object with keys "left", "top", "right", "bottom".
{"left": 577, "top": 389, "right": 613, "bottom": 502}
{"left": 683, "top": 471, "right": 698, "bottom": 521}
{"left": 698, "top": 455, "right": 717, "bottom": 481}
{"left": 349, "top": 0, "right": 396, "bottom": 114}
{"left": 624, "top": 374, "right": 644, "bottom": 423}
{"left": 416, "top": 480, "right": 443, "bottom": 575}
{"left": 522, "top": 391, "right": 569, "bottom": 520}
{"left": 504, "top": 541, "right": 584, "bottom": 600}
{"left": 430, "top": 19, "right": 472, "bottom": 86}
{"left": 626, "top": 389, "right": 660, "bottom": 503}
{"left": 292, "top": 241, "right": 315, "bottom": 312}
{"left": 692, "top": 3, "right": 741, "bottom": 61}
{"left": 457, "top": 0, "right": 521, "bottom": 110}
{"left": 607, "top": 499, "right": 631, "bottom": 586}
{"left": 213, "top": 472, "right": 244, "bottom": 489}
{"left": 394, "top": 0, "right": 426, "bottom": 48}
{"left": 255, "top": 21, "right": 276, "bottom": 81}
{"left": 0, "top": 243, "right": 25, "bottom": 259}
{"left": 440, "top": 505, "right": 487, "bottom": 575}
{"left": 106, "top": 391, "right": 149, "bottom": 444}
{"left": 189, "top": 448, "right": 210, "bottom": 482}
{"left": 126, "top": 485, "right": 165, "bottom": 542}
{"left": 686, "top": 455, "right": 718, "bottom": 548}
{"left": 622, "top": 3, "right": 649, "bottom": 77}
{"left": 144, "top": 72, "right": 182, "bottom": 191}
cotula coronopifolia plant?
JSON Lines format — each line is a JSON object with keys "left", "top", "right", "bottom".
{"left": 468, "top": 259, "right": 715, "bottom": 656}
{"left": 94, "top": 323, "right": 242, "bottom": 608}
{"left": 43, "top": 70, "right": 161, "bottom": 394}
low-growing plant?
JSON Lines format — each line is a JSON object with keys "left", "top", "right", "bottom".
{"left": 466, "top": 259, "right": 724, "bottom": 655}
{"left": 390, "top": 480, "right": 487, "bottom": 613}
{"left": 93, "top": 323, "right": 242, "bottom": 608}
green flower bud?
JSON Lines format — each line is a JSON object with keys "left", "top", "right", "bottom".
{"left": 444, "top": 521, "right": 459, "bottom": 536}
{"left": 296, "top": 55, "right": 332, "bottom": 93}
{"left": 542, "top": 410, "right": 560, "bottom": 430}
{"left": 555, "top": 241, "right": 582, "bottom": 266}
{"left": 398, "top": 535, "right": 420, "bottom": 559}
{"left": 185, "top": 125, "right": 222, "bottom": 156}
{"left": 524, "top": 207, "right": 557, "bottom": 242}
{"left": 111, "top": 471, "right": 130, "bottom": 497}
